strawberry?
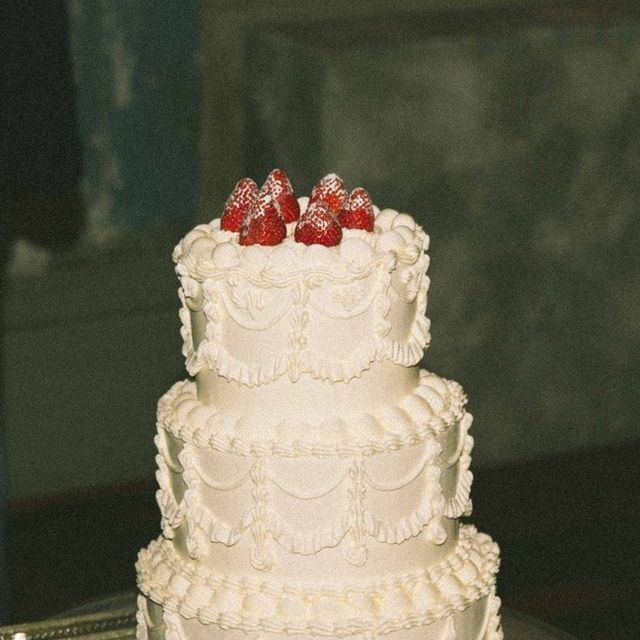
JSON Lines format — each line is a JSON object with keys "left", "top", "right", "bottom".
{"left": 220, "top": 178, "right": 258, "bottom": 232}
{"left": 308, "top": 173, "right": 348, "bottom": 212}
{"left": 338, "top": 187, "right": 374, "bottom": 231}
{"left": 294, "top": 201, "right": 342, "bottom": 247}
{"left": 264, "top": 168, "right": 300, "bottom": 223}
{"left": 239, "top": 192, "right": 286, "bottom": 246}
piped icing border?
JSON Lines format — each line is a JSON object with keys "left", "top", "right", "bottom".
{"left": 443, "top": 413, "right": 474, "bottom": 520}
{"left": 173, "top": 208, "right": 428, "bottom": 293}
{"left": 138, "top": 589, "right": 502, "bottom": 640}
{"left": 136, "top": 525, "right": 499, "bottom": 637}
{"left": 157, "top": 370, "right": 466, "bottom": 458}
{"left": 137, "top": 592, "right": 502, "bottom": 640}
{"left": 175, "top": 208, "right": 431, "bottom": 387}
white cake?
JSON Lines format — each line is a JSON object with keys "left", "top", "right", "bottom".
{"left": 136, "top": 177, "right": 502, "bottom": 640}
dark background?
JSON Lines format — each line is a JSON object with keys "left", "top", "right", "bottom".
{"left": 2, "top": 2, "right": 639, "bottom": 639}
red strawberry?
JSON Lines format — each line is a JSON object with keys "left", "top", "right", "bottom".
{"left": 308, "top": 173, "right": 347, "bottom": 212}
{"left": 220, "top": 178, "right": 258, "bottom": 231}
{"left": 294, "top": 201, "right": 342, "bottom": 247}
{"left": 239, "top": 192, "right": 286, "bottom": 246}
{"left": 264, "top": 169, "right": 300, "bottom": 223}
{"left": 338, "top": 187, "right": 374, "bottom": 231}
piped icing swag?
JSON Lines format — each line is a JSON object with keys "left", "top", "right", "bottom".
{"left": 221, "top": 170, "right": 376, "bottom": 247}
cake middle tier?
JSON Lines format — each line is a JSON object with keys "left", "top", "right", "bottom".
{"left": 154, "top": 370, "right": 473, "bottom": 581}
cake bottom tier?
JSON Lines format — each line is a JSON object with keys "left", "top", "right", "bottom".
{"left": 136, "top": 526, "right": 502, "bottom": 640}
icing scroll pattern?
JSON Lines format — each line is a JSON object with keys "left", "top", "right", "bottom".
{"left": 220, "top": 274, "right": 290, "bottom": 330}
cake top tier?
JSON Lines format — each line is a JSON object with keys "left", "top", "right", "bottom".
{"left": 173, "top": 171, "right": 432, "bottom": 386}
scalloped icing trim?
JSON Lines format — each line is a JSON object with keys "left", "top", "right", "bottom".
{"left": 181, "top": 258, "right": 428, "bottom": 386}
{"left": 155, "top": 439, "right": 472, "bottom": 565}
{"left": 157, "top": 370, "right": 467, "bottom": 458}
{"left": 175, "top": 208, "right": 431, "bottom": 387}
{"left": 154, "top": 418, "right": 473, "bottom": 568}
{"left": 136, "top": 525, "right": 499, "bottom": 637}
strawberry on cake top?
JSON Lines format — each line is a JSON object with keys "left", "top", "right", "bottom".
{"left": 220, "top": 170, "right": 376, "bottom": 248}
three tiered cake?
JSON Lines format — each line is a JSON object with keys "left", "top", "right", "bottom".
{"left": 136, "top": 171, "right": 502, "bottom": 640}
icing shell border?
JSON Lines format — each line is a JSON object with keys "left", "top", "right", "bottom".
{"left": 157, "top": 370, "right": 467, "bottom": 457}
{"left": 136, "top": 525, "right": 500, "bottom": 637}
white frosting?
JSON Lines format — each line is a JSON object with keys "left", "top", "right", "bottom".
{"left": 137, "top": 196, "right": 501, "bottom": 640}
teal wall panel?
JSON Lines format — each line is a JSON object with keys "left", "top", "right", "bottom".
{"left": 69, "top": 0, "right": 199, "bottom": 233}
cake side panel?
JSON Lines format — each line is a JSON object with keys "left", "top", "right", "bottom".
{"left": 194, "top": 362, "right": 421, "bottom": 426}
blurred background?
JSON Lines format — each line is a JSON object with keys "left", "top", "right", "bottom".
{"left": 1, "top": 1, "right": 639, "bottom": 639}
